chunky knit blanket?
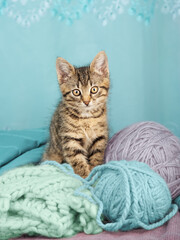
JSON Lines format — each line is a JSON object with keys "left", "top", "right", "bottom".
{"left": 0, "top": 163, "right": 102, "bottom": 239}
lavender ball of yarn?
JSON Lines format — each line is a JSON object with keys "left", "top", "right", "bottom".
{"left": 104, "top": 121, "right": 180, "bottom": 199}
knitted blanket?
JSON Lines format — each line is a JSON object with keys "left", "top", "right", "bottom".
{"left": 0, "top": 164, "right": 102, "bottom": 239}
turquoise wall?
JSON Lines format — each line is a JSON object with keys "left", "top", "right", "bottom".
{"left": 0, "top": 12, "right": 180, "bottom": 137}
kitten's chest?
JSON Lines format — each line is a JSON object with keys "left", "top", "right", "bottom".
{"left": 80, "top": 121, "right": 98, "bottom": 148}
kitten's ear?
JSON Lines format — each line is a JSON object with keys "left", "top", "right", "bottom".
{"left": 56, "top": 57, "right": 75, "bottom": 84}
{"left": 90, "top": 51, "right": 109, "bottom": 76}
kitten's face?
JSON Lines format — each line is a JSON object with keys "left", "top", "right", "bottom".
{"left": 56, "top": 51, "right": 109, "bottom": 113}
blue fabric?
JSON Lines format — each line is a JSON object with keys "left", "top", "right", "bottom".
{"left": 0, "top": 128, "right": 48, "bottom": 175}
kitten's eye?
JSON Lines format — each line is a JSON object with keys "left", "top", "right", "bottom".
{"left": 72, "top": 89, "right": 81, "bottom": 96}
{"left": 90, "top": 86, "right": 98, "bottom": 94}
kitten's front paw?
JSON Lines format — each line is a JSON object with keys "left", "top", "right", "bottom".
{"left": 89, "top": 165, "right": 95, "bottom": 172}
{"left": 73, "top": 162, "right": 90, "bottom": 179}
{"left": 89, "top": 162, "right": 103, "bottom": 172}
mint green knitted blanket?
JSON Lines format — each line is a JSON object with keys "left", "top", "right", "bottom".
{"left": 0, "top": 164, "right": 102, "bottom": 239}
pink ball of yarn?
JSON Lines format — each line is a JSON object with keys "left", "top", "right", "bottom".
{"left": 104, "top": 121, "right": 180, "bottom": 199}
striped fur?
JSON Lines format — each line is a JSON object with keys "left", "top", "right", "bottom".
{"left": 43, "top": 51, "right": 110, "bottom": 178}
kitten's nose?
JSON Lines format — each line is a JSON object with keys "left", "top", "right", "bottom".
{"left": 83, "top": 100, "right": 90, "bottom": 106}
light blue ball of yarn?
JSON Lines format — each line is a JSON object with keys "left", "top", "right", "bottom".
{"left": 86, "top": 160, "right": 178, "bottom": 231}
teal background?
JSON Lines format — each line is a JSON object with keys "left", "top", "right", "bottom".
{"left": 0, "top": 12, "right": 180, "bottom": 137}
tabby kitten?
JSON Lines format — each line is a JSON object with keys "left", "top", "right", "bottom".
{"left": 42, "top": 51, "right": 110, "bottom": 178}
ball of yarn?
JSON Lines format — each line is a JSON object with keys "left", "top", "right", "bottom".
{"left": 104, "top": 121, "right": 180, "bottom": 199}
{"left": 86, "top": 160, "right": 178, "bottom": 231}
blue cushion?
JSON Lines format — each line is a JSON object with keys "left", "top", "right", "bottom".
{"left": 0, "top": 128, "right": 48, "bottom": 175}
